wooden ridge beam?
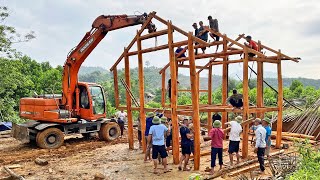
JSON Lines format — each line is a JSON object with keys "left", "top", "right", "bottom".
{"left": 110, "top": 11, "right": 156, "bottom": 71}
{"left": 177, "top": 50, "right": 244, "bottom": 61}
{"left": 140, "top": 29, "right": 168, "bottom": 40}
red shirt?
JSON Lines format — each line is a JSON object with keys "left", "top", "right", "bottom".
{"left": 249, "top": 40, "right": 258, "bottom": 51}
{"left": 209, "top": 128, "right": 224, "bottom": 148}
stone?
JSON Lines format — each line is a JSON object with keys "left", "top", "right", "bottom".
{"left": 35, "top": 158, "right": 48, "bottom": 166}
{"left": 94, "top": 172, "right": 105, "bottom": 180}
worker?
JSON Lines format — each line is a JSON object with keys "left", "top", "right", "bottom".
{"left": 187, "top": 117, "right": 195, "bottom": 155}
{"left": 208, "top": 15, "right": 220, "bottom": 52}
{"left": 192, "top": 23, "right": 200, "bottom": 55}
{"left": 197, "top": 21, "right": 208, "bottom": 54}
{"left": 167, "top": 79, "right": 180, "bottom": 101}
{"left": 253, "top": 118, "right": 267, "bottom": 174}
{"left": 144, "top": 112, "right": 155, "bottom": 162}
{"left": 225, "top": 116, "right": 243, "bottom": 166}
{"left": 147, "top": 116, "right": 170, "bottom": 174}
{"left": 175, "top": 46, "right": 186, "bottom": 65}
{"left": 178, "top": 117, "right": 193, "bottom": 171}
{"left": 227, "top": 89, "right": 243, "bottom": 109}
{"left": 137, "top": 116, "right": 142, "bottom": 149}
{"left": 244, "top": 35, "right": 258, "bottom": 57}
{"left": 262, "top": 118, "right": 272, "bottom": 157}
{"left": 212, "top": 112, "right": 222, "bottom": 121}
{"left": 165, "top": 118, "right": 173, "bottom": 152}
{"left": 209, "top": 120, "right": 224, "bottom": 175}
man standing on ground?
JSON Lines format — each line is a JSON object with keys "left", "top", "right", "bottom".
{"left": 225, "top": 116, "right": 243, "bottom": 166}
{"left": 144, "top": 112, "right": 155, "bottom": 162}
{"left": 147, "top": 116, "right": 170, "bottom": 174}
{"left": 197, "top": 21, "right": 208, "bottom": 54}
{"left": 192, "top": 23, "right": 199, "bottom": 55}
{"left": 254, "top": 118, "right": 267, "bottom": 174}
{"left": 227, "top": 89, "right": 244, "bottom": 109}
{"left": 137, "top": 116, "right": 142, "bottom": 149}
{"left": 244, "top": 35, "right": 259, "bottom": 57}
{"left": 262, "top": 118, "right": 272, "bottom": 157}
{"left": 178, "top": 118, "right": 193, "bottom": 171}
{"left": 209, "top": 120, "right": 224, "bottom": 175}
{"left": 116, "top": 110, "right": 127, "bottom": 137}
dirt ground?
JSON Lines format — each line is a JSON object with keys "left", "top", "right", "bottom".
{"left": 0, "top": 129, "right": 293, "bottom": 180}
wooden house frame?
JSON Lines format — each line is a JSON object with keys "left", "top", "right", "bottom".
{"left": 109, "top": 12, "right": 299, "bottom": 170}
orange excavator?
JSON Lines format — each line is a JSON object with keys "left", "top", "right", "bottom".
{"left": 12, "top": 12, "right": 156, "bottom": 149}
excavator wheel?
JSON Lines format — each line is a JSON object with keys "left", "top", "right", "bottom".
{"left": 98, "top": 122, "right": 120, "bottom": 141}
{"left": 36, "top": 127, "right": 64, "bottom": 149}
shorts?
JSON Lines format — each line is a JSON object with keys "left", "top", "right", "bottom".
{"left": 228, "top": 140, "right": 240, "bottom": 154}
{"left": 210, "top": 33, "right": 220, "bottom": 41}
{"left": 181, "top": 144, "right": 192, "bottom": 155}
{"left": 152, "top": 145, "right": 168, "bottom": 159}
{"left": 138, "top": 130, "right": 142, "bottom": 141}
{"left": 166, "top": 134, "right": 172, "bottom": 147}
{"left": 248, "top": 52, "right": 256, "bottom": 57}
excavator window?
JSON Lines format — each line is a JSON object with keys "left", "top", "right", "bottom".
{"left": 89, "top": 86, "right": 105, "bottom": 115}
{"left": 79, "top": 86, "right": 90, "bottom": 109}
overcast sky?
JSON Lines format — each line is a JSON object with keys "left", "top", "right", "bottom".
{"left": 5, "top": 0, "right": 320, "bottom": 79}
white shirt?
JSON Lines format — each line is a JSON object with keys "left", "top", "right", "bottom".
{"left": 255, "top": 125, "right": 267, "bottom": 148}
{"left": 229, "top": 121, "right": 242, "bottom": 141}
{"left": 116, "top": 111, "right": 127, "bottom": 120}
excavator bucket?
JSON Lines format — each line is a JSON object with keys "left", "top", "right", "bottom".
{"left": 12, "top": 123, "right": 30, "bottom": 143}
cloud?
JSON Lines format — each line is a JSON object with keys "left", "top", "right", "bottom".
{"left": 4, "top": 0, "right": 320, "bottom": 79}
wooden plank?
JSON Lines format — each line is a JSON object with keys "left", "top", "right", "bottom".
{"left": 113, "top": 68, "right": 120, "bottom": 108}
{"left": 276, "top": 50, "right": 283, "bottom": 148}
{"left": 221, "top": 35, "right": 228, "bottom": 129}
{"left": 124, "top": 48, "right": 134, "bottom": 149}
{"left": 110, "top": 12, "right": 156, "bottom": 71}
{"left": 140, "top": 29, "right": 168, "bottom": 40}
{"left": 168, "top": 22, "right": 179, "bottom": 164}
{"left": 178, "top": 89, "right": 208, "bottom": 92}
{"left": 177, "top": 50, "right": 244, "bottom": 61}
{"left": 137, "top": 33, "right": 147, "bottom": 152}
{"left": 187, "top": 32, "right": 201, "bottom": 170}
{"left": 242, "top": 47, "right": 249, "bottom": 158}
{"left": 256, "top": 47, "right": 264, "bottom": 118}
{"left": 161, "top": 72, "right": 166, "bottom": 107}
{"left": 178, "top": 65, "right": 210, "bottom": 69}
{"left": 208, "top": 65, "right": 213, "bottom": 131}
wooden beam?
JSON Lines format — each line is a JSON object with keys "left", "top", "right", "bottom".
{"left": 178, "top": 64, "right": 209, "bottom": 69}
{"left": 256, "top": 41, "right": 264, "bottom": 118}
{"left": 188, "top": 32, "right": 201, "bottom": 170}
{"left": 137, "top": 33, "right": 147, "bottom": 152}
{"left": 113, "top": 68, "right": 120, "bottom": 109}
{"left": 221, "top": 35, "right": 228, "bottom": 129}
{"left": 177, "top": 50, "right": 244, "bottom": 62}
{"left": 168, "top": 21, "right": 179, "bottom": 164}
{"left": 154, "top": 14, "right": 210, "bottom": 46}
{"left": 242, "top": 47, "right": 249, "bottom": 158}
{"left": 124, "top": 48, "right": 134, "bottom": 149}
{"left": 276, "top": 50, "right": 283, "bottom": 148}
{"left": 110, "top": 11, "right": 156, "bottom": 71}
{"left": 208, "top": 65, "right": 213, "bottom": 131}
{"left": 178, "top": 89, "right": 208, "bottom": 92}
{"left": 140, "top": 29, "right": 168, "bottom": 40}
{"left": 161, "top": 71, "right": 166, "bottom": 107}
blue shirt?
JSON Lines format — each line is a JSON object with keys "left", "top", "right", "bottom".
{"left": 198, "top": 26, "right": 208, "bottom": 41}
{"left": 149, "top": 124, "right": 168, "bottom": 146}
{"left": 175, "top": 47, "right": 186, "bottom": 58}
{"left": 264, "top": 125, "right": 272, "bottom": 146}
{"left": 180, "top": 126, "right": 192, "bottom": 146}
{"left": 145, "top": 117, "right": 153, "bottom": 136}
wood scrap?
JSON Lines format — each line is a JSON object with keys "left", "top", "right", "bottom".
{"left": 271, "top": 134, "right": 316, "bottom": 144}
{"left": 0, "top": 134, "right": 11, "bottom": 138}
{"left": 271, "top": 131, "right": 315, "bottom": 140}
{"left": 0, "top": 130, "right": 11, "bottom": 135}
{"left": 3, "top": 166, "right": 25, "bottom": 180}
{"left": 229, "top": 163, "right": 262, "bottom": 176}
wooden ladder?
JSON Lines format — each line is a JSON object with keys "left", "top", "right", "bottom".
{"left": 120, "top": 78, "right": 140, "bottom": 107}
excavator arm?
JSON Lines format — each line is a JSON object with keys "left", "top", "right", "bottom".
{"left": 62, "top": 12, "right": 156, "bottom": 114}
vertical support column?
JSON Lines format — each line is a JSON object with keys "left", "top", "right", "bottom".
{"left": 161, "top": 71, "right": 166, "bottom": 107}
{"left": 256, "top": 41, "right": 264, "bottom": 118}
{"left": 276, "top": 50, "right": 283, "bottom": 148}
{"left": 207, "top": 65, "right": 213, "bottom": 130}
{"left": 221, "top": 35, "right": 228, "bottom": 128}
{"left": 188, "top": 32, "right": 201, "bottom": 170}
{"left": 168, "top": 21, "right": 179, "bottom": 164}
{"left": 137, "top": 32, "right": 147, "bottom": 152}
{"left": 124, "top": 48, "right": 134, "bottom": 150}
{"left": 242, "top": 47, "right": 249, "bottom": 158}
{"left": 113, "top": 68, "right": 120, "bottom": 109}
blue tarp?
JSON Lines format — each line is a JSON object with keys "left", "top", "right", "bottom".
{"left": 0, "top": 122, "right": 12, "bottom": 131}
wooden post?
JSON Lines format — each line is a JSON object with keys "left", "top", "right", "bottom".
{"left": 207, "top": 65, "right": 213, "bottom": 131}
{"left": 168, "top": 21, "right": 179, "bottom": 164}
{"left": 256, "top": 41, "right": 264, "bottom": 118}
{"left": 276, "top": 50, "right": 283, "bottom": 148}
{"left": 161, "top": 71, "right": 166, "bottom": 107}
{"left": 124, "top": 48, "right": 134, "bottom": 149}
{"left": 113, "top": 68, "right": 120, "bottom": 109}
{"left": 221, "top": 35, "right": 228, "bottom": 128}
{"left": 242, "top": 47, "right": 249, "bottom": 158}
{"left": 188, "top": 32, "right": 201, "bottom": 170}
{"left": 137, "top": 32, "right": 147, "bottom": 152}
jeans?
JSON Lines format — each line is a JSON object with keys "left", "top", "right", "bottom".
{"left": 257, "top": 147, "right": 265, "bottom": 171}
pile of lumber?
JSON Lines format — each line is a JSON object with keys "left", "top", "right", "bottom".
{"left": 0, "top": 130, "right": 11, "bottom": 138}
{"left": 271, "top": 131, "right": 317, "bottom": 144}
